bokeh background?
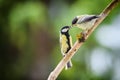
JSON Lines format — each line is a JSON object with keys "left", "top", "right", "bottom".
{"left": 0, "top": 0, "right": 120, "bottom": 80}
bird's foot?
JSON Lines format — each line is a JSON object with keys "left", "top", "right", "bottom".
{"left": 76, "top": 32, "right": 86, "bottom": 42}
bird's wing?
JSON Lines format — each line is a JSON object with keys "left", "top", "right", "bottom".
{"left": 78, "top": 15, "right": 99, "bottom": 24}
{"left": 70, "top": 36, "right": 73, "bottom": 47}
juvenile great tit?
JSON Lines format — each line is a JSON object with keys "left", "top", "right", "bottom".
{"left": 60, "top": 26, "right": 73, "bottom": 70}
{"left": 72, "top": 15, "right": 100, "bottom": 42}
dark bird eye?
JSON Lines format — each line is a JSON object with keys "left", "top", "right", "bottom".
{"left": 72, "top": 17, "right": 78, "bottom": 24}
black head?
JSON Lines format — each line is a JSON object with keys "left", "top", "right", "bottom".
{"left": 72, "top": 17, "right": 78, "bottom": 25}
{"left": 60, "top": 26, "right": 70, "bottom": 34}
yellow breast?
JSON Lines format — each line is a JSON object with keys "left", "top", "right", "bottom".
{"left": 60, "top": 35, "right": 69, "bottom": 55}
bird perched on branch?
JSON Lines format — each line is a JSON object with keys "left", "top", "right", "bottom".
{"left": 60, "top": 26, "right": 73, "bottom": 70}
{"left": 72, "top": 15, "right": 100, "bottom": 42}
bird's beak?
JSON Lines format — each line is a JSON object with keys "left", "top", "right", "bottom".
{"left": 71, "top": 24, "right": 74, "bottom": 27}
{"left": 72, "top": 24, "right": 73, "bottom": 27}
{"left": 72, "top": 24, "right": 76, "bottom": 27}
{"left": 69, "top": 26, "right": 72, "bottom": 29}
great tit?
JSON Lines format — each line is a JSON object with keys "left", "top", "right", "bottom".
{"left": 72, "top": 15, "right": 100, "bottom": 42}
{"left": 60, "top": 26, "right": 73, "bottom": 70}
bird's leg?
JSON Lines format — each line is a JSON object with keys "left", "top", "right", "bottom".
{"left": 87, "top": 29, "right": 91, "bottom": 34}
{"left": 76, "top": 31, "right": 86, "bottom": 42}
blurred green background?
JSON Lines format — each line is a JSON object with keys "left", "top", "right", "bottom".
{"left": 0, "top": 0, "right": 120, "bottom": 80}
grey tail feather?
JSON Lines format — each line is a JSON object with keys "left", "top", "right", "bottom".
{"left": 65, "top": 60, "right": 72, "bottom": 70}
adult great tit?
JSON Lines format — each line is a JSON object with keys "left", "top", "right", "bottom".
{"left": 60, "top": 26, "right": 73, "bottom": 70}
{"left": 72, "top": 15, "right": 100, "bottom": 42}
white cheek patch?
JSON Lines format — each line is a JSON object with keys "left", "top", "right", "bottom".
{"left": 62, "top": 28, "right": 68, "bottom": 32}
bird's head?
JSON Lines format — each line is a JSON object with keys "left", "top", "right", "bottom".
{"left": 72, "top": 16, "right": 79, "bottom": 26}
{"left": 61, "top": 26, "right": 71, "bottom": 34}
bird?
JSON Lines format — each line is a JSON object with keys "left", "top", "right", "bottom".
{"left": 60, "top": 26, "right": 73, "bottom": 70}
{"left": 72, "top": 15, "right": 100, "bottom": 42}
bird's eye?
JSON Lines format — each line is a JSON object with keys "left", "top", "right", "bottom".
{"left": 72, "top": 17, "right": 78, "bottom": 24}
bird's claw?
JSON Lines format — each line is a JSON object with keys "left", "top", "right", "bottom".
{"left": 76, "top": 32, "right": 86, "bottom": 42}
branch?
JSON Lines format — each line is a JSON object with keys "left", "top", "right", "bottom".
{"left": 48, "top": 0, "right": 120, "bottom": 80}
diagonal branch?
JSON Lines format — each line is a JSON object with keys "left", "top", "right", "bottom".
{"left": 48, "top": 0, "right": 120, "bottom": 80}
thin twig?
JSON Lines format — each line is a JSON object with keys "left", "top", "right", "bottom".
{"left": 48, "top": 0, "right": 120, "bottom": 80}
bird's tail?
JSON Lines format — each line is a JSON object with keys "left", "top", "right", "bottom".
{"left": 65, "top": 60, "right": 72, "bottom": 70}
